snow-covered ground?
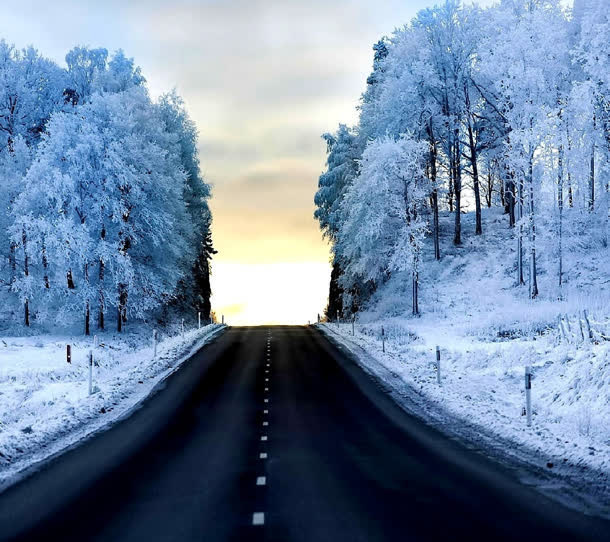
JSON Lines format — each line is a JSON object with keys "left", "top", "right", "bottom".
{"left": 320, "top": 208, "right": 610, "bottom": 516}
{"left": 0, "top": 322, "right": 225, "bottom": 490}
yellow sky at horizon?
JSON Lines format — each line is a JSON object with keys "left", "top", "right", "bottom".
{"left": 210, "top": 261, "right": 331, "bottom": 325}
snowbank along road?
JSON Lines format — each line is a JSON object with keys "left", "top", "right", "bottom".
{"left": 0, "top": 326, "right": 607, "bottom": 541}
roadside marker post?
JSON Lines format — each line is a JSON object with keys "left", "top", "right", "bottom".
{"left": 352, "top": 316, "right": 355, "bottom": 336}
{"left": 66, "top": 344, "right": 71, "bottom": 364}
{"left": 317, "top": 313, "right": 320, "bottom": 324}
{"left": 336, "top": 310, "right": 339, "bottom": 325}
{"left": 93, "top": 335, "right": 98, "bottom": 349}
{"left": 525, "top": 366, "right": 532, "bottom": 427}
{"left": 382, "top": 326, "right": 385, "bottom": 353}
{"left": 436, "top": 346, "right": 441, "bottom": 385}
{"left": 88, "top": 350, "right": 93, "bottom": 396}
{"left": 181, "top": 318, "right": 185, "bottom": 337}
{"left": 222, "top": 314, "right": 225, "bottom": 325}
{"left": 152, "top": 329, "right": 158, "bottom": 359}
{"left": 198, "top": 312, "right": 201, "bottom": 330}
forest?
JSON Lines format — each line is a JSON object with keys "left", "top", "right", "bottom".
{"left": 0, "top": 43, "right": 215, "bottom": 334}
{"left": 314, "top": 0, "right": 609, "bottom": 318}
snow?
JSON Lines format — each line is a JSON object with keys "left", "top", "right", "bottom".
{"left": 319, "top": 208, "right": 610, "bottom": 517}
{"left": 0, "top": 323, "right": 225, "bottom": 490}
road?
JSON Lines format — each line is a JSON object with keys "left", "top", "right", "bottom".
{"left": 0, "top": 326, "right": 607, "bottom": 541}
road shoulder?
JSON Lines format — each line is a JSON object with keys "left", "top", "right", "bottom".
{"left": 316, "top": 323, "right": 610, "bottom": 520}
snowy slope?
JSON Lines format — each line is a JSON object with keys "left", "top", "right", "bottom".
{"left": 0, "top": 323, "right": 225, "bottom": 490}
{"left": 321, "top": 208, "right": 610, "bottom": 515}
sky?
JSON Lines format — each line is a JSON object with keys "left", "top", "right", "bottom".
{"left": 0, "top": 0, "right": 498, "bottom": 325}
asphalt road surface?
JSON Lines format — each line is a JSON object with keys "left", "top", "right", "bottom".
{"left": 0, "top": 326, "right": 607, "bottom": 541}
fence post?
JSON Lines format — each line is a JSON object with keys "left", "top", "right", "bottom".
{"left": 578, "top": 315, "right": 585, "bottom": 342}
{"left": 582, "top": 310, "right": 593, "bottom": 339}
{"left": 222, "top": 314, "right": 225, "bottom": 325}
{"left": 352, "top": 316, "right": 355, "bottom": 336}
{"left": 88, "top": 350, "right": 93, "bottom": 396}
{"left": 67, "top": 344, "right": 71, "bottom": 364}
{"left": 525, "top": 366, "right": 532, "bottom": 427}
{"left": 198, "top": 311, "right": 201, "bottom": 330}
{"left": 558, "top": 316, "right": 566, "bottom": 342}
{"left": 436, "top": 346, "right": 441, "bottom": 385}
{"left": 152, "top": 328, "right": 157, "bottom": 359}
{"left": 382, "top": 326, "right": 385, "bottom": 353}
{"left": 181, "top": 318, "right": 185, "bottom": 337}
{"left": 565, "top": 313, "right": 572, "bottom": 335}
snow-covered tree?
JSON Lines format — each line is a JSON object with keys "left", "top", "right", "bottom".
{"left": 338, "top": 135, "right": 428, "bottom": 315}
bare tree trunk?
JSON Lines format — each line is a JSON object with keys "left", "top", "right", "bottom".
{"left": 84, "top": 263, "right": 90, "bottom": 336}
{"left": 471, "top": 142, "right": 482, "bottom": 234}
{"left": 465, "top": 86, "right": 482, "bottom": 235}
{"left": 447, "top": 157, "right": 454, "bottom": 214}
{"left": 432, "top": 189, "right": 440, "bottom": 261}
{"left": 453, "top": 136, "right": 462, "bottom": 245}
{"left": 98, "top": 225, "right": 106, "bottom": 330}
{"left": 22, "top": 227, "right": 29, "bottom": 327}
{"left": 67, "top": 270, "right": 76, "bottom": 289}
{"left": 9, "top": 242, "right": 16, "bottom": 282}
{"left": 412, "top": 269, "right": 419, "bottom": 316}
{"left": 589, "top": 141, "right": 595, "bottom": 211}
{"left": 500, "top": 178, "right": 506, "bottom": 209}
{"left": 117, "top": 283, "right": 128, "bottom": 333}
{"left": 486, "top": 170, "right": 493, "bottom": 208}
{"left": 528, "top": 154, "right": 538, "bottom": 298}
{"left": 98, "top": 259, "right": 105, "bottom": 330}
{"left": 42, "top": 237, "right": 50, "bottom": 289}
{"left": 517, "top": 174, "right": 525, "bottom": 286}
{"left": 558, "top": 144, "right": 564, "bottom": 297}
{"left": 428, "top": 125, "right": 440, "bottom": 261}
{"left": 504, "top": 141, "right": 516, "bottom": 228}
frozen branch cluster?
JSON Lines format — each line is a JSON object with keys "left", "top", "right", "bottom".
{"left": 314, "top": 0, "right": 610, "bottom": 318}
{"left": 0, "top": 44, "right": 215, "bottom": 333}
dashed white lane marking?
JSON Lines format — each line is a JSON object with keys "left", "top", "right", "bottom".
{"left": 264, "top": 409, "right": 268, "bottom": 414}
{"left": 265, "top": 377, "right": 269, "bottom": 381}
{"left": 260, "top": 452, "right": 268, "bottom": 459}
{"left": 252, "top": 512, "right": 265, "bottom": 526}
{"left": 256, "top": 476, "right": 266, "bottom": 486}
{"left": 263, "top": 421, "right": 269, "bottom": 426}
{"left": 264, "top": 398, "right": 269, "bottom": 403}
{"left": 265, "top": 387, "right": 269, "bottom": 391}
{"left": 261, "top": 435, "right": 268, "bottom": 441}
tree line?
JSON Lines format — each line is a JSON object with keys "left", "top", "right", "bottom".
{"left": 0, "top": 43, "right": 215, "bottom": 333}
{"left": 314, "top": 0, "right": 609, "bottom": 318}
